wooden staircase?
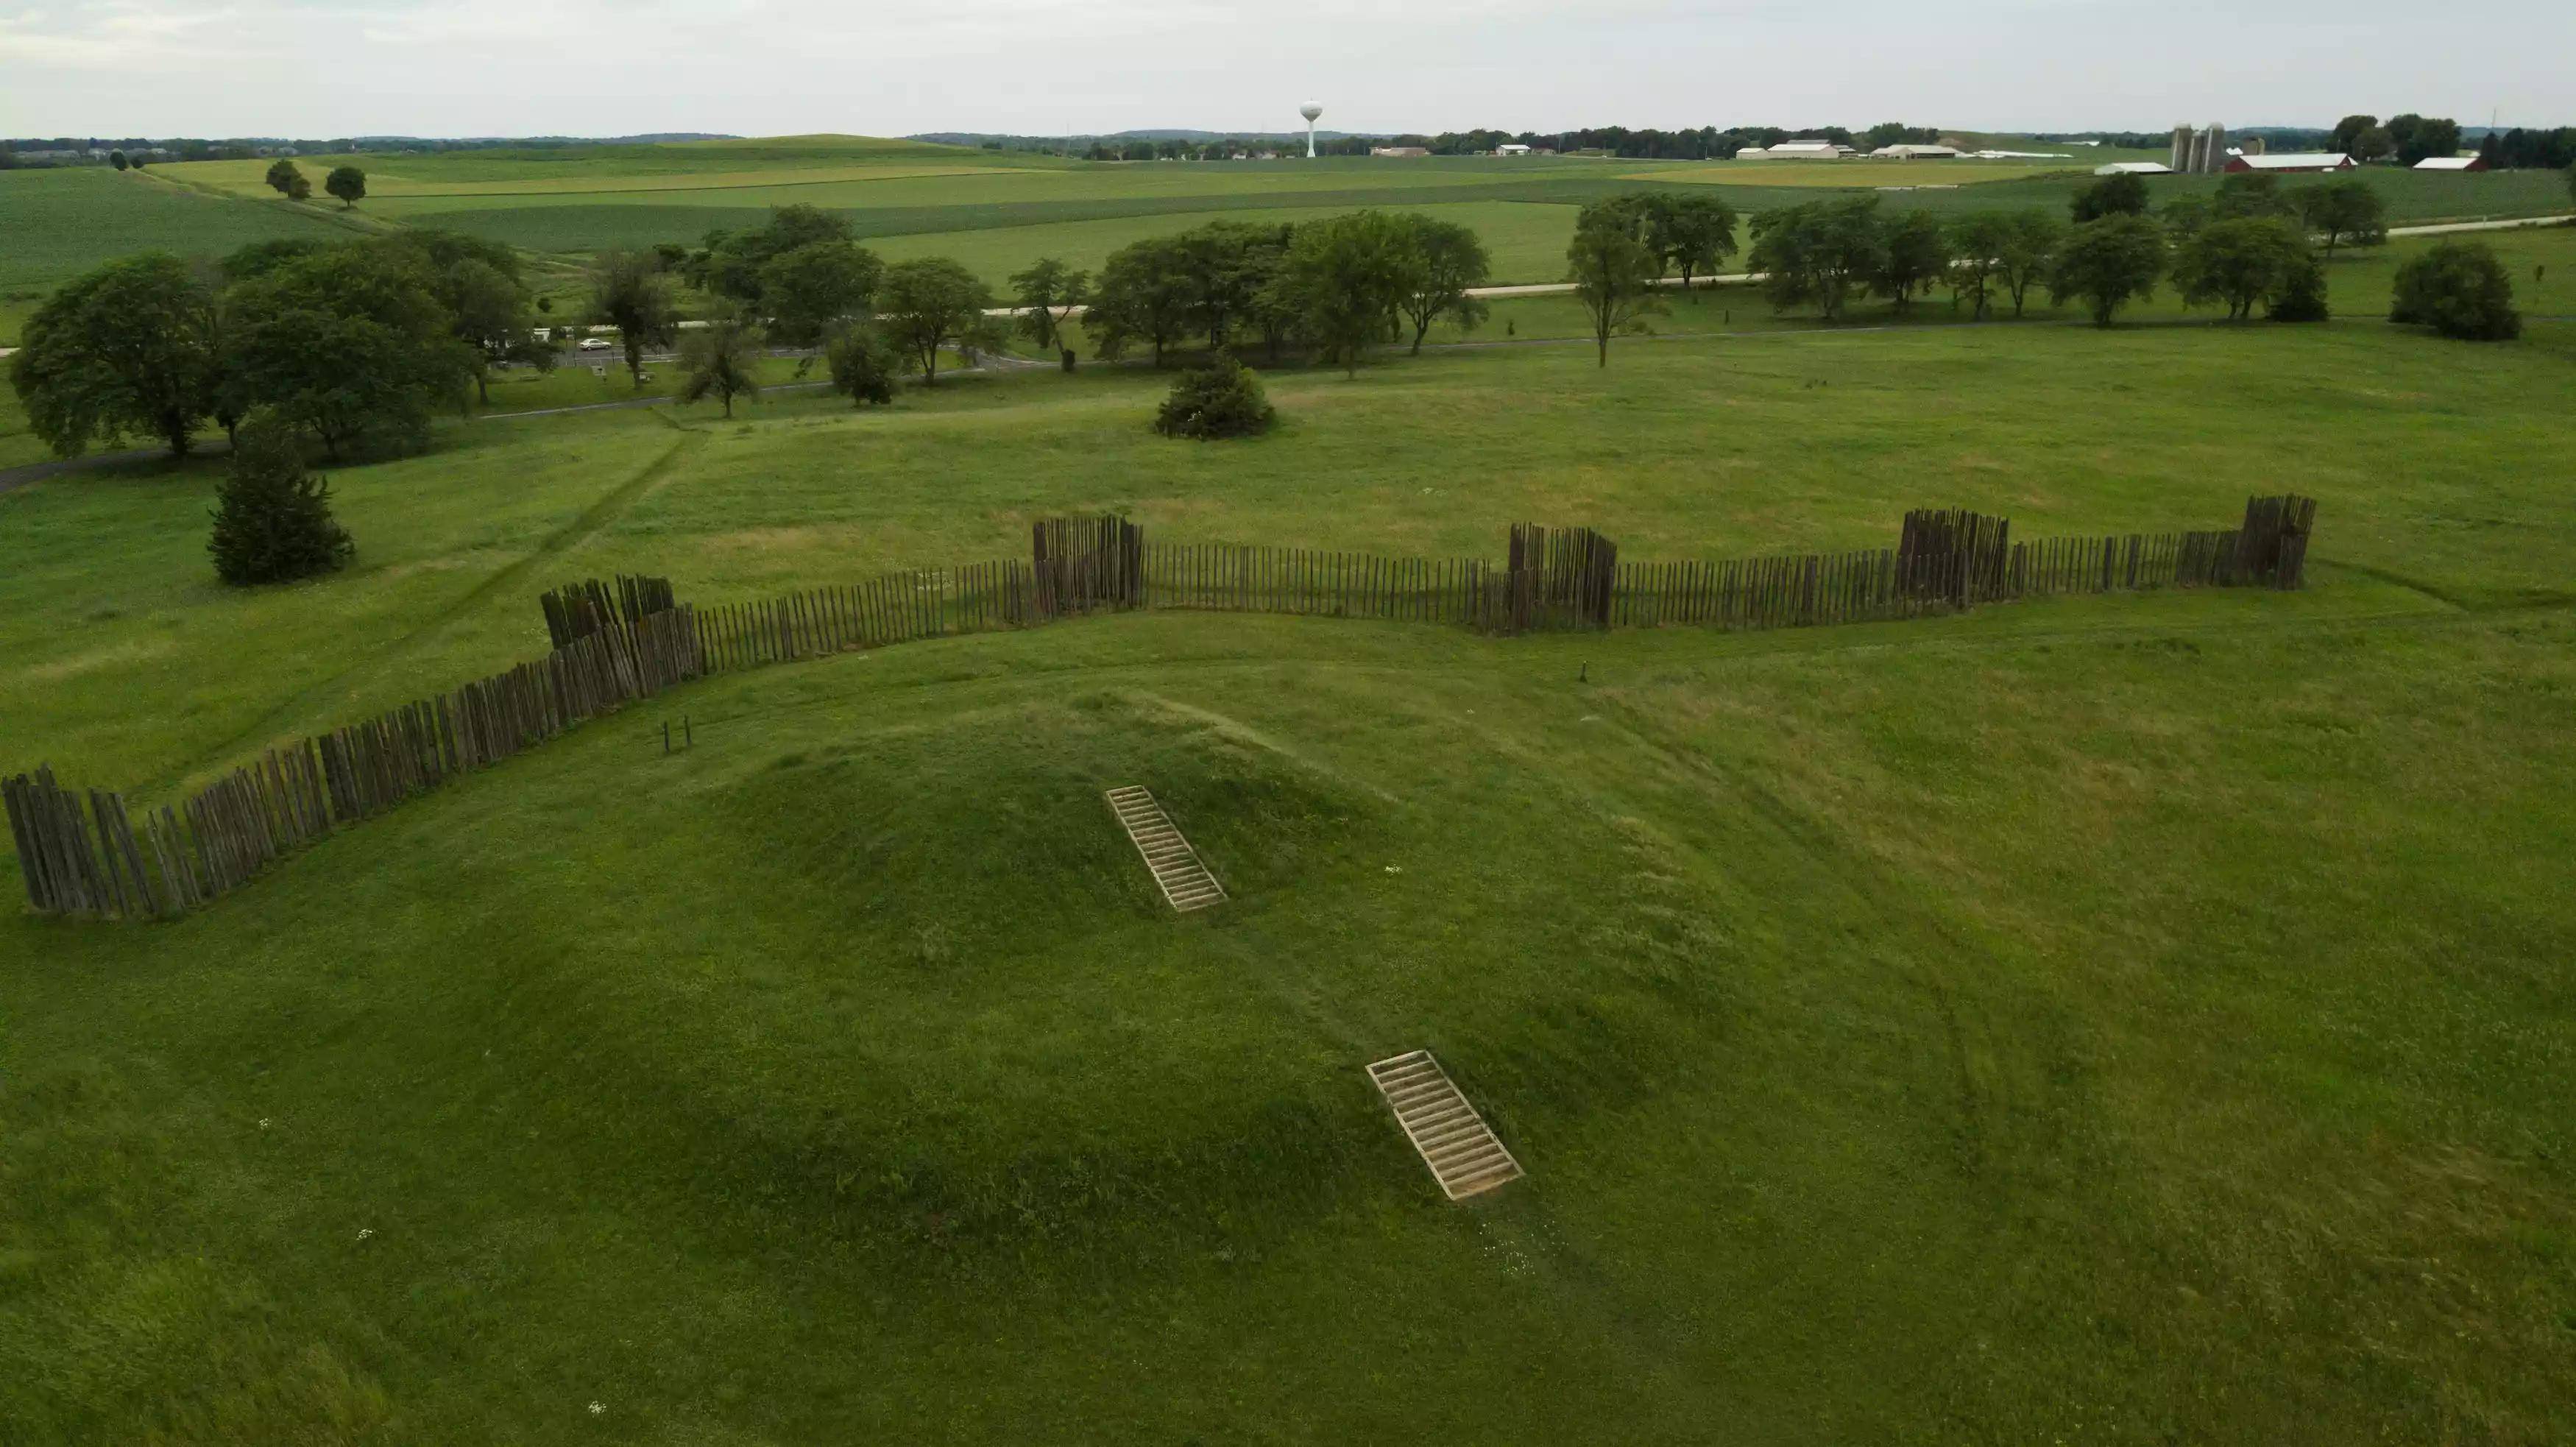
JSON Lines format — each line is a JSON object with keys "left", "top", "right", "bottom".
{"left": 1367, "top": 1050, "right": 1522, "bottom": 1200}
{"left": 1105, "top": 785, "right": 1226, "bottom": 913}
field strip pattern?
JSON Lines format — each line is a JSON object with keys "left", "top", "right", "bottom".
{"left": 1367, "top": 1050, "right": 1524, "bottom": 1200}
{"left": 1105, "top": 785, "right": 1226, "bottom": 913}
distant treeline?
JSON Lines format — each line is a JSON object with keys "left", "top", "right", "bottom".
{"left": 952, "top": 123, "right": 1953, "bottom": 162}
{"left": 0, "top": 135, "right": 734, "bottom": 167}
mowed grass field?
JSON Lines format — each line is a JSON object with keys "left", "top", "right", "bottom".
{"left": 5, "top": 230, "right": 2576, "bottom": 1440}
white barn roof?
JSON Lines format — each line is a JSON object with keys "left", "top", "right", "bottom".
{"left": 2414, "top": 155, "right": 2482, "bottom": 170}
{"left": 2093, "top": 161, "right": 2173, "bottom": 175}
{"left": 2232, "top": 152, "right": 2353, "bottom": 171}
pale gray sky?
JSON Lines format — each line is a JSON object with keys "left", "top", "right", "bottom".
{"left": 3, "top": 1, "right": 2567, "bottom": 138}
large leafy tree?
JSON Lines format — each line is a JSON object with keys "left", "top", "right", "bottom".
{"left": 8, "top": 252, "right": 220, "bottom": 458}
{"left": 2385, "top": 115, "right": 2462, "bottom": 166}
{"left": 1748, "top": 195, "right": 1887, "bottom": 321}
{"left": 2212, "top": 171, "right": 2296, "bottom": 221}
{"left": 223, "top": 243, "right": 474, "bottom": 459}
{"left": 263, "top": 158, "right": 303, "bottom": 196}
{"left": 676, "top": 314, "right": 764, "bottom": 417}
{"left": 1177, "top": 221, "right": 1295, "bottom": 350}
{"left": 1654, "top": 192, "right": 1740, "bottom": 293}
{"left": 2329, "top": 115, "right": 2379, "bottom": 153}
{"left": 2391, "top": 241, "right": 2522, "bottom": 340}
{"left": 1993, "top": 209, "right": 2064, "bottom": 317}
{"left": 1390, "top": 213, "right": 1491, "bottom": 353}
{"left": 1874, "top": 210, "right": 1951, "bottom": 312}
{"left": 325, "top": 166, "right": 367, "bottom": 208}
{"left": 877, "top": 257, "right": 997, "bottom": 383}
{"left": 2294, "top": 180, "right": 2388, "bottom": 261}
{"left": 2173, "top": 217, "right": 2310, "bottom": 320}
{"left": 587, "top": 249, "right": 679, "bottom": 389}
{"left": 757, "top": 239, "right": 883, "bottom": 350}
{"left": 1008, "top": 258, "right": 1090, "bottom": 353}
{"left": 696, "top": 205, "right": 853, "bottom": 305}
{"left": 1565, "top": 199, "right": 1667, "bottom": 366}
{"left": 1944, "top": 212, "right": 2011, "bottom": 319}
{"left": 2050, "top": 213, "right": 2168, "bottom": 326}
{"left": 2070, "top": 171, "right": 2150, "bottom": 223}
{"left": 1088, "top": 236, "right": 1202, "bottom": 367}
{"left": 1281, "top": 210, "right": 1415, "bottom": 376}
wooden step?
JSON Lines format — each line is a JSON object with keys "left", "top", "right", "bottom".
{"left": 1105, "top": 785, "right": 1226, "bottom": 913}
{"left": 1365, "top": 1050, "right": 1522, "bottom": 1201}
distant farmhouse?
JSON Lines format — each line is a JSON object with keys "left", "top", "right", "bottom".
{"left": 2414, "top": 155, "right": 2487, "bottom": 171}
{"left": 1370, "top": 146, "right": 1430, "bottom": 158}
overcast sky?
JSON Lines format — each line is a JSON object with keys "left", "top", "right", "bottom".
{"left": 4, "top": 1, "right": 2569, "bottom": 138}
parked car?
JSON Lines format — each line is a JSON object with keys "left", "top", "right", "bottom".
{"left": 577, "top": 337, "right": 612, "bottom": 352}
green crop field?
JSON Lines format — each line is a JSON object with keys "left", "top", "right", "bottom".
{"left": 4, "top": 220, "right": 2576, "bottom": 1441}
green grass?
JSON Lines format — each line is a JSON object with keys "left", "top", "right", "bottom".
{"left": 0, "top": 169, "right": 356, "bottom": 342}
{"left": 5, "top": 235, "right": 2576, "bottom": 1443}
{"left": 868, "top": 198, "right": 1586, "bottom": 289}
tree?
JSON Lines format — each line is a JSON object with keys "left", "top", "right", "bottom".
{"left": 1945, "top": 212, "right": 2015, "bottom": 319}
{"left": 1875, "top": 210, "right": 1951, "bottom": 312}
{"left": 109, "top": 150, "right": 128, "bottom": 171}
{"left": 1748, "top": 195, "right": 1886, "bottom": 321}
{"left": 2050, "top": 214, "right": 2166, "bottom": 325}
{"left": 2386, "top": 115, "right": 2461, "bottom": 166}
{"left": 2173, "top": 217, "right": 2310, "bottom": 321}
{"left": 676, "top": 314, "right": 764, "bottom": 418}
{"left": 1089, "top": 236, "right": 1202, "bottom": 367}
{"left": 823, "top": 324, "right": 901, "bottom": 406}
{"left": 2390, "top": 241, "right": 2522, "bottom": 340}
{"left": 264, "top": 158, "right": 302, "bottom": 195}
{"left": 325, "top": 166, "right": 367, "bottom": 208}
{"left": 221, "top": 237, "right": 332, "bottom": 282}
{"left": 8, "top": 252, "right": 219, "bottom": 459}
{"left": 2071, "top": 171, "right": 2151, "bottom": 223}
{"left": 1652, "top": 192, "right": 1740, "bottom": 293}
{"left": 2352, "top": 126, "right": 2394, "bottom": 163}
{"left": 1992, "top": 210, "right": 2064, "bottom": 317}
{"left": 1390, "top": 213, "right": 1491, "bottom": 353}
{"left": 439, "top": 257, "right": 545, "bottom": 404}
{"left": 757, "top": 239, "right": 883, "bottom": 350}
{"left": 2294, "top": 180, "right": 2388, "bottom": 261}
{"left": 224, "top": 243, "right": 475, "bottom": 459}
{"left": 286, "top": 171, "right": 312, "bottom": 202}
{"left": 207, "top": 414, "right": 352, "bottom": 586}
{"left": 877, "top": 256, "right": 994, "bottom": 383}
{"left": 2212, "top": 172, "right": 2295, "bottom": 221}
{"left": 2267, "top": 255, "right": 2329, "bottom": 322}
{"left": 1152, "top": 353, "right": 1275, "bottom": 439}
{"left": 698, "top": 205, "right": 852, "bottom": 305}
{"left": 2329, "top": 115, "right": 2379, "bottom": 153}
{"left": 1281, "top": 210, "right": 1414, "bottom": 376}
{"left": 587, "top": 249, "right": 679, "bottom": 389}
{"left": 1565, "top": 200, "right": 1667, "bottom": 365}
{"left": 1008, "top": 258, "right": 1090, "bottom": 353}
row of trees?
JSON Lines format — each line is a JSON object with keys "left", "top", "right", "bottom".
{"left": 2327, "top": 114, "right": 2463, "bottom": 166}
{"left": 9, "top": 230, "right": 553, "bottom": 461}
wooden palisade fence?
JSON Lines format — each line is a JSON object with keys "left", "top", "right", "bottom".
{"left": 8, "top": 500, "right": 2313, "bottom": 920}
{"left": 7, "top": 589, "right": 701, "bottom": 920}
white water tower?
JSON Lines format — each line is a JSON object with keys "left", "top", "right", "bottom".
{"left": 1300, "top": 102, "right": 1323, "bottom": 158}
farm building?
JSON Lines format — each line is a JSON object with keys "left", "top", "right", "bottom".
{"left": 2094, "top": 161, "right": 2173, "bottom": 176}
{"left": 1870, "top": 144, "right": 1960, "bottom": 160}
{"left": 1495, "top": 144, "right": 1532, "bottom": 156}
{"left": 2414, "top": 155, "right": 2488, "bottom": 171}
{"left": 1369, "top": 146, "right": 1429, "bottom": 158}
{"left": 2223, "top": 152, "right": 2355, "bottom": 174}
{"left": 1737, "top": 140, "right": 1855, "bottom": 160}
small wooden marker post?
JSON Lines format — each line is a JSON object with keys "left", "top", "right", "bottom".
{"left": 662, "top": 721, "right": 670, "bottom": 755}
